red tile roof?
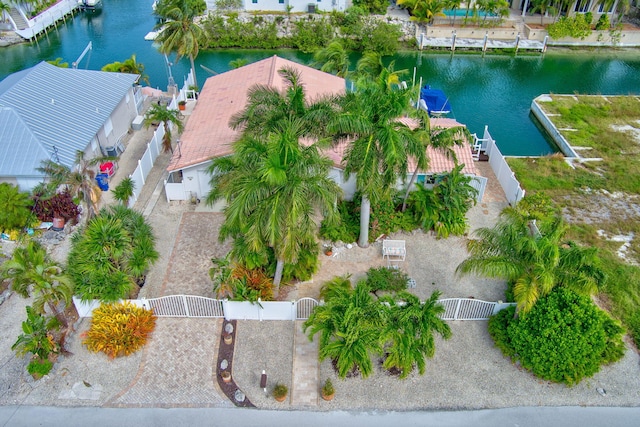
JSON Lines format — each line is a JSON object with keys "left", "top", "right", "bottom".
{"left": 167, "top": 56, "right": 346, "bottom": 172}
{"left": 324, "top": 117, "right": 477, "bottom": 175}
{"left": 168, "top": 57, "right": 476, "bottom": 177}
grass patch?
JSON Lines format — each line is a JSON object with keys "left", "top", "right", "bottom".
{"left": 510, "top": 94, "right": 640, "bottom": 346}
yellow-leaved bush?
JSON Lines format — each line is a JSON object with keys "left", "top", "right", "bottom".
{"left": 83, "top": 301, "right": 156, "bottom": 359}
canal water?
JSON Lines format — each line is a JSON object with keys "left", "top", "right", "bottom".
{"left": 2, "top": 0, "right": 640, "bottom": 156}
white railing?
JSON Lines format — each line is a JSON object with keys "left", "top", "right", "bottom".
{"left": 15, "top": 0, "right": 78, "bottom": 40}
{"left": 129, "top": 122, "right": 164, "bottom": 206}
{"left": 481, "top": 126, "right": 525, "bottom": 205}
{"left": 75, "top": 295, "right": 515, "bottom": 321}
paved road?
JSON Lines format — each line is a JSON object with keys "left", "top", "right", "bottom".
{"left": 1, "top": 406, "right": 639, "bottom": 427}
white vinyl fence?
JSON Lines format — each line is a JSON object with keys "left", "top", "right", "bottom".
{"left": 74, "top": 295, "right": 514, "bottom": 321}
{"left": 478, "top": 126, "right": 525, "bottom": 205}
{"left": 127, "top": 69, "right": 196, "bottom": 207}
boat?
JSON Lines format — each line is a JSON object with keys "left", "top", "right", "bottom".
{"left": 78, "top": 0, "right": 103, "bottom": 11}
{"left": 418, "top": 85, "right": 452, "bottom": 116}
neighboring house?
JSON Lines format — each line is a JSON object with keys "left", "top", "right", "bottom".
{"left": 514, "top": 0, "right": 623, "bottom": 19}
{"left": 0, "top": 61, "right": 141, "bottom": 190}
{"left": 206, "top": 0, "right": 346, "bottom": 13}
{"left": 165, "top": 55, "right": 484, "bottom": 203}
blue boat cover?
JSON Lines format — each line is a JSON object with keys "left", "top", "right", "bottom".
{"left": 420, "top": 85, "right": 451, "bottom": 115}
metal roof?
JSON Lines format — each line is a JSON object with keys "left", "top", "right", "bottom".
{"left": 0, "top": 61, "right": 139, "bottom": 179}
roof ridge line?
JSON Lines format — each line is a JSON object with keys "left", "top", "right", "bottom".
{"left": 267, "top": 55, "right": 278, "bottom": 87}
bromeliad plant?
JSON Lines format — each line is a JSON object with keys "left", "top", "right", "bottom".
{"left": 83, "top": 301, "right": 156, "bottom": 359}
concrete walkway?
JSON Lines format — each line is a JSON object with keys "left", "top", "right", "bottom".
{"left": 291, "top": 321, "right": 318, "bottom": 407}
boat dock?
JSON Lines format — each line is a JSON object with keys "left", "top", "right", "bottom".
{"left": 418, "top": 32, "right": 546, "bottom": 53}
{"left": 12, "top": 0, "right": 78, "bottom": 42}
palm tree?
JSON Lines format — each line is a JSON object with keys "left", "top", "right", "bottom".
{"left": 400, "top": 117, "right": 471, "bottom": 212}
{"left": 207, "top": 124, "right": 340, "bottom": 294}
{"left": 381, "top": 291, "right": 451, "bottom": 378}
{"left": 101, "top": 54, "right": 149, "bottom": 85}
{"left": 112, "top": 177, "right": 136, "bottom": 206}
{"left": 444, "top": 0, "right": 462, "bottom": 26}
{"left": 0, "top": 240, "right": 73, "bottom": 327}
{"left": 209, "top": 67, "right": 340, "bottom": 293}
{"left": 154, "top": 0, "right": 206, "bottom": 90}
{"left": 328, "top": 67, "right": 426, "bottom": 247}
{"left": 143, "top": 103, "right": 184, "bottom": 153}
{"left": 46, "top": 57, "right": 69, "bottom": 68}
{"left": 456, "top": 207, "right": 605, "bottom": 315}
{"left": 313, "top": 40, "right": 350, "bottom": 78}
{"left": 37, "top": 150, "right": 104, "bottom": 220}
{"left": 304, "top": 278, "right": 385, "bottom": 378}
{"left": 229, "top": 58, "right": 248, "bottom": 69}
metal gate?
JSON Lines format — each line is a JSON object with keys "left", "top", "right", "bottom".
{"left": 143, "top": 295, "right": 224, "bottom": 318}
{"left": 295, "top": 297, "right": 320, "bottom": 320}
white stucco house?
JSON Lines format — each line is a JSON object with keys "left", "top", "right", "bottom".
{"left": 0, "top": 61, "right": 142, "bottom": 190}
{"left": 165, "top": 55, "right": 485, "bottom": 204}
{"left": 205, "top": 0, "right": 346, "bottom": 13}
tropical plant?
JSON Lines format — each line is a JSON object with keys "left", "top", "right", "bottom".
{"left": 101, "top": 54, "right": 149, "bottom": 84}
{"left": 328, "top": 66, "right": 425, "bottom": 247}
{"left": 273, "top": 383, "right": 288, "bottom": 400}
{"left": 46, "top": 57, "right": 69, "bottom": 68}
{"left": 154, "top": 0, "right": 206, "bottom": 89}
{"left": 488, "top": 288, "right": 625, "bottom": 385}
{"left": 444, "top": 0, "right": 462, "bottom": 26}
{"left": 207, "top": 67, "right": 340, "bottom": 294}
{"left": 209, "top": 257, "right": 275, "bottom": 301}
{"left": 68, "top": 205, "right": 159, "bottom": 302}
{"left": 321, "top": 378, "right": 335, "bottom": 397}
{"left": 112, "top": 177, "right": 136, "bottom": 206}
{"left": 143, "top": 103, "right": 184, "bottom": 153}
{"left": 409, "top": 164, "right": 478, "bottom": 238}
{"left": 365, "top": 266, "right": 410, "bottom": 295}
{"left": 228, "top": 58, "right": 248, "bottom": 69}
{"left": 1, "top": 240, "right": 74, "bottom": 327}
{"left": 83, "top": 301, "right": 157, "bottom": 359}
{"left": 0, "top": 183, "right": 33, "bottom": 232}
{"left": 313, "top": 40, "right": 350, "bottom": 78}
{"left": 31, "top": 189, "right": 80, "bottom": 223}
{"left": 401, "top": 120, "right": 471, "bottom": 212}
{"left": 37, "top": 150, "right": 105, "bottom": 219}
{"left": 12, "top": 306, "right": 59, "bottom": 378}
{"left": 399, "top": 0, "right": 447, "bottom": 25}
{"left": 456, "top": 204, "right": 605, "bottom": 315}
{"left": 304, "top": 277, "right": 385, "bottom": 378}
{"left": 381, "top": 291, "right": 451, "bottom": 378}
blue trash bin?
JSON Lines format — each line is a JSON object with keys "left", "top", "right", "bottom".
{"left": 96, "top": 173, "right": 109, "bottom": 191}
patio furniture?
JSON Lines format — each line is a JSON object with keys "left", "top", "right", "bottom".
{"left": 382, "top": 239, "right": 406, "bottom": 267}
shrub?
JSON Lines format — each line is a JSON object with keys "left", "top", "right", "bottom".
{"left": 365, "top": 266, "right": 409, "bottom": 294}
{"left": 83, "top": 302, "right": 156, "bottom": 359}
{"left": 27, "top": 358, "right": 53, "bottom": 378}
{"left": 31, "top": 189, "right": 80, "bottom": 222}
{"left": 322, "top": 378, "right": 334, "bottom": 396}
{"left": 0, "top": 183, "right": 33, "bottom": 232}
{"left": 595, "top": 14, "right": 610, "bottom": 31}
{"left": 12, "top": 306, "right": 59, "bottom": 361}
{"left": 490, "top": 288, "right": 625, "bottom": 385}
{"left": 68, "top": 206, "right": 159, "bottom": 302}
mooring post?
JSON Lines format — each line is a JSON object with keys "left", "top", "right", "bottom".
{"left": 451, "top": 31, "right": 457, "bottom": 52}
{"left": 419, "top": 32, "right": 425, "bottom": 50}
{"left": 483, "top": 31, "right": 488, "bottom": 52}
{"left": 542, "top": 35, "right": 548, "bottom": 53}
{"left": 514, "top": 33, "right": 520, "bottom": 54}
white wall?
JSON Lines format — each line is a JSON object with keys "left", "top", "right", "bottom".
{"left": 243, "top": 0, "right": 345, "bottom": 13}
{"left": 328, "top": 167, "right": 356, "bottom": 200}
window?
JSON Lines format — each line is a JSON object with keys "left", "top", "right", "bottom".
{"left": 598, "top": 1, "right": 615, "bottom": 13}
{"left": 252, "top": 0, "right": 257, "bottom": 3}
{"left": 279, "top": 0, "right": 284, "bottom": 3}
{"left": 574, "top": 0, "right": 591, "bottom": 12}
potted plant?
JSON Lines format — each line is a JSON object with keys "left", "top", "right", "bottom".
{"left": 324, "top": 245, "right": 333, "bottom": 256}
{"left": 221, "top": 370, "right": 232, "bottom": 383}
{"left": 223, "top": 332, "right": 233, "bottom": 345}
{"left": 273, "top": 383, "right": 288, "bottom": 402}
{"left": 321, "top": 378, "right": 335, "bottom": 401}
{"left": 178, "top": 100, "right": 186, "bottom": 111}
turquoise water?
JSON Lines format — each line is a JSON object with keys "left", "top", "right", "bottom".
{"left": 2, "top": 0, "right": 640, "bottom": 156}
{"left": 442, "top": 9, "right": 493, "bottom": 17}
